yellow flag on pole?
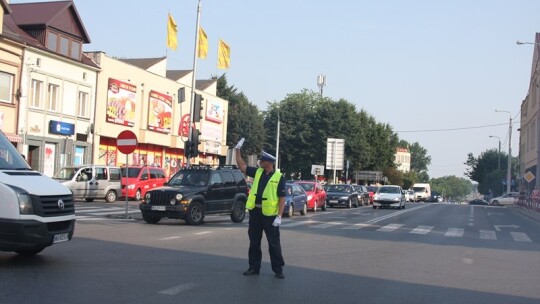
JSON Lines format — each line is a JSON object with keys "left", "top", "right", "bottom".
{"left": 198, "top": 27, "right": 208, "bottom": 59}
{"left": 167, "top": 13, "right": 178, "bottom": 51}
{"left": 217, "top": 39, "right": 230, "bottom": 69}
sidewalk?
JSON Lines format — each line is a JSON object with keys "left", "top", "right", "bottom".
{"left": 513, "top": 205, "right": 540, "bottom": 223}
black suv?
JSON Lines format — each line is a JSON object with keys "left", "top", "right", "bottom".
{"left": 139, "top": 166, "right": 248, "bottom": 225}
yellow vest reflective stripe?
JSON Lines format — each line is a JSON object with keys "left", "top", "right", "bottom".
{"left": 246, "top": 168, "right": 281, "bottom": 216}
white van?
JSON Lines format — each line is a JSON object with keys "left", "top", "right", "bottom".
{"left": 0, "top": 131, "right": 75, "bottom": 255}
{"left": 54, "top": 165, "right": 122, "bottom": 203}
{"left": 412, "top": 183, "right": 431, "bottom": 202}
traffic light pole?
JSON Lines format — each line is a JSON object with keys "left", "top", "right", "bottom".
{"left": 186, "top": 0, "right": 202, "bottom": 168}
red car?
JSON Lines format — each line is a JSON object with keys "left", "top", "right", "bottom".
{"left": 294, "top": 181, "right": 327, "bottom": 211}
{"left": 366, "top": 186, "right": 380, "bottom": 204}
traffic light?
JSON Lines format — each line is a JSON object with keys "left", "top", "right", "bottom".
{"left": 193, "top": 93, "right": 204, "bottom": 122}
{"left": 183, "top": 128, "right": 201, "bottom": 158}
{"left": 191, "top": 128, "right": 200, "bottom": 156}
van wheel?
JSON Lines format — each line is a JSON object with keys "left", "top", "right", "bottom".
{"left": 135, "top": 189, "right": 142, "bottom": 201}
{"left": 230, "top": 201, "right": 246, "bottom": 223}
{"left": 15, "top": 247, "right": 44, "bottom": 256}
{"left": 105, "top": 190, "right": 117, "bottom": 203}
{"left": 85, "top": 198, "right": 94, "bottom": 202}
{"left": 142, "top": 213, "right": 161, "bottom": 224}
{"left": 185, "top": 202, "right": 205, "bottom": 225}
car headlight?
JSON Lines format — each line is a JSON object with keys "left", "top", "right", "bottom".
{"left": 18, "top": 192, "right": 33, "bottom": 214}
{"left": 307, "top": 194, "right": 313, "bottom": 200}
{"left": 393, "top": 197, "right": 400, "bottom": 201}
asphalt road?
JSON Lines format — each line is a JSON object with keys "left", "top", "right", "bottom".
{"left": 1, "top": 202, "right": 539, "bottom": 304}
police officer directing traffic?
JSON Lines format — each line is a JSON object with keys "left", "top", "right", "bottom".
{"left": 234, "top": 138, "right": 286, "bottom": 279}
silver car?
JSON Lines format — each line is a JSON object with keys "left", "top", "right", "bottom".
{"left": 373, "top": 185, "right": 405, "bottom": 209}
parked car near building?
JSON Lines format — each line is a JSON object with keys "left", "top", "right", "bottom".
{"left": 326, "top": 184, "right": 359, "bottom": 208}
{"left": 294, "top": 180, "right": 327, "bottom": 211}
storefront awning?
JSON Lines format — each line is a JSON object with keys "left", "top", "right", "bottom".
{"left": 5, "top": 133, "right": 22, "bottom": 143}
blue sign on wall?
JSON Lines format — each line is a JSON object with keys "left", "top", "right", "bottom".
{"left": 49, "top": 120, "right": 75, "bottom": 136}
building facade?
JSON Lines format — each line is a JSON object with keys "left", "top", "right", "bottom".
{"left": 395, "top": 147, "right": 411, "bottom": 173}
{"left": 0, "top": 0, "right": 230, "bottom": 178}
{"left": 519, "top": 32, "right": 540, "bottom": 193}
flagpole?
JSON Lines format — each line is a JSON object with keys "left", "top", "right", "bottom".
{"left": 187, "top": 0, "right": 201, "bottom": 167}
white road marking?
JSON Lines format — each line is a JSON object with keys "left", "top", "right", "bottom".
{"left": 280, "top": 220, "right": 316, "bottom": 227}
{"left": 377, "top": 224, "right": 403, "bottom": 232}
{"left": 479, "top": 230, "right": 497, "bottom": 240}
{"left": 194, "top": 231, "right": 212, "bottom": 235}
{"left": 410, "top": 225, "right": 433, "bottom": 235}
{"left": 342, "top": 223, "right": 371, "bottom": 229}
{"left": 510, "top": 232, "right": 532, "bottom": 242}
{"left": 312, "top": 222, "right": 343, "bottom": 229}
{"left": 158, "top": 283, "right": 196, "bottom": 295}
{"left": 160, "top": 236, "right": 182, "bottom": 240}
{"left": 366, "top": 204, "right": 430, "bottom": 224}
{"left": 444, "top": 228, "right": 464, "bottom": 237}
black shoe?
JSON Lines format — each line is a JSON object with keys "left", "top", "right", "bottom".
{"left": 243, "top": 269, "right": 259, "bottom": 276}
{"left": 275, "top": 272, "right": 285, "bottom": 279}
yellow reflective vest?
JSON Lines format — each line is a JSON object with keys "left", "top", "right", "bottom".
{"left": 246, "top": 168, "right": 281, "bottom": 216}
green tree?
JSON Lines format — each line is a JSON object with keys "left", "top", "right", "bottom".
{"left": 430, "top": 176, "right": 473, "bottom": 200}
{"left": 465, "top": 149, "right": 512, "bottom": 196}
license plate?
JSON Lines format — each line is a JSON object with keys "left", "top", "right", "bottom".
{"left": 53, "top": 233, "right": 69, "bottom": 243}
{"left": 151, "top": 205, "right": 166, "bottom": 211}
{"left": 329, "top": 200, "right": 338, "bottom": 204}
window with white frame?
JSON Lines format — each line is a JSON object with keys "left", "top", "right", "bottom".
{"left": 78, "top": 91, "right": 89, "bottom": 117}
{"left": 0, "top": 72, "right": 13, "bottom": 104}
{"left": 47, "top": 83, "right": 59, "bottom": 112}
{"left": 30, "top": 79, "right": 43, "bottom": 108}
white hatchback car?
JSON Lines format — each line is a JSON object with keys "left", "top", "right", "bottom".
{"left": 489, "top": 192, "right": 519, "bottom": 206}
{"left": 373, "top": 185, "right": 405, "bottom": 209}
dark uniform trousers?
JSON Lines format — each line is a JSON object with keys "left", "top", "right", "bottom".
{"left": 247, "top": 207, "right": 285, "bottom": 273}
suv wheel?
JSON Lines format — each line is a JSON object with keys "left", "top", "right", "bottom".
{"left": 230, "top": 201, "right": 246, "bottom": 223}
{"left": 143, "top": 213, "right": 161, "bottom": 224}
{"left": 185, "top": 201, "right": 205, "bottom": 225}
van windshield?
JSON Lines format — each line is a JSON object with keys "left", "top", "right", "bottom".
{"left": 123, "top": 167, "right": 142, "bottom": 178}
{"left": 0, "top": 131, "right": 30, "bottom": 170}
{"left": 53, "top": 167, "right": 79, "bottom": 180}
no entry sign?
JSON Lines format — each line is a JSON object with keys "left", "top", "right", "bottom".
{"left": 117, "top": 130, "right": 138, "bottom": 154}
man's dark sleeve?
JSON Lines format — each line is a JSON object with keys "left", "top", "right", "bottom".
{"left": 277, "top": 175, "right": 286, "bottom": 197}
{"left": 246, "top": 166, "right": 257, "bottom": 178}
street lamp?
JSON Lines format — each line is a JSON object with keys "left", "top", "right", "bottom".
{"left": 489, "top": 135, "right": 501, "bottom": 170}
{"left": 495, "top": 109, "right": 512, "bottom": 193}
{"left": 516, "top": 41, "right": 540, "bottom": 46}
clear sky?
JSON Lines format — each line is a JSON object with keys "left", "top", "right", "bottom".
{"left": 12, "top": 0, "right": 540, "bottom": 179}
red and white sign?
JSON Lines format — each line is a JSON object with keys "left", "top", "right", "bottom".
{"left": 117, "top": 130, "right": 138, "bottom": 154}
